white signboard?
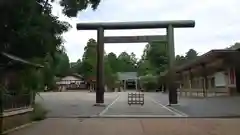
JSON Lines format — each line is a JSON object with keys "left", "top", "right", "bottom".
{"left": 214, "top": 72, "right": 226, "bottom": 87}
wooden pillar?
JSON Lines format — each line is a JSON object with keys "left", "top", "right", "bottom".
{"left": 167, "top": 24, "right": 178, "bottom": 105}
{"left": 179, "top": 72, "right": 183, "bottom": 96}
{"left": 135, "top": 79, "right": 138, "bottom": 91}
{"left": 224, "top": 71, "right": 230, "bottom": 96}
{"left": 96, "top": 27, "right": 104, "bottom": 104}
{"left": 201, "top": 64, "right": 208, "bottom": 97}
{"left": 189, "top": 69, "right": 193, "bottom": 96}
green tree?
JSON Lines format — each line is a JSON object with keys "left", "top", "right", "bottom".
{"left": 139, "top": 75, "right": 158, "bottom": 91}
{"left": 81, "top": 38, "right": 97, "bottom": 79}
{"left": 1, "top": 0, "right": 71, "bottom": 60}
{"left": 54, "top": 51, "right": 70, "bottom": 77}
{"left": 175, "top": 55, "right": 186, "bottom": 65}
{"left": 52, "top": 0, "right": 101, "bottom": 17}
{"left": 117, "top": 52, "right": 137, "bottom": 72}
{"left": 70, "top": 59, "right": 82, "bottom": 74}
{"left": 106, "top": 52, "right": 119, "bottom": 73}
{"left": 185, "top": 49, "right": 198, "bottom": 60}
{"left": 138, "top": 41, "right": 168, "bottom": 75}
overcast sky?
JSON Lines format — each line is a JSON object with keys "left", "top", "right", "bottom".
{"left": 51, "top": 0, "right": 240, "bottom": 62}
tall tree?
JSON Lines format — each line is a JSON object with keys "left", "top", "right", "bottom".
{"left": 1, "top": 0, "right": 71, "bottom": 59}
{"left": 175, "top": 55, "right": 186, "bottom": 65}
{"left": 117, "top": 52, "right": 137, "bottom": 72}
{"left": 145, "top": 41, "right": 168, "bottom": 74}
{"left": 106, "top": 52, "right": 119, "bottom": 73}
{"left": 81, "top": 38, "right": 97, "bottom": 79}
{"left": 54, "top": 51, "right": 70, "bottom": 76}
{"left": 52, "top": 0, "right": 101, "bottom": 17}
{"left": 185, "top": 49, "right": 198, "bottom": 60}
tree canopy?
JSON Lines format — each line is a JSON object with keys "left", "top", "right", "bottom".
{"left": 0, "top": 0, "right": 98, "bottom": 91}
{"left": 71, "top": 38, "right": 198, "bottom": 83}
{"left": 175, "top": 48, "right": 198, "bottom": 65}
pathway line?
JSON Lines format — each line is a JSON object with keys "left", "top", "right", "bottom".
{"left": 99, "top": 93, "right": 121, "bottom": 116}
{"left": 149, "top": 97, "right": 188, "bottom": 117}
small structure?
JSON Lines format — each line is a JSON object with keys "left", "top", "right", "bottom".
{"left": 56, "top": 73, "right": 86, "bottom": 91}
{"left": 160, "top": 42, "right": 240, "bottom": 97}
{"left": 128, "top": 92, "right": 144, "bottom": 106}
{"left": 0, "top": 52, "right": 43, "bottom": 133}
{"left": 117, "top": 72, "right": 138, "bottom": 91}
{"left": 86, "top": 76, "right": 96, "bottom": 92}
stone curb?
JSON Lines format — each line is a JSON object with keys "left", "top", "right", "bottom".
{"left": 3, "top": 121, "right": 37, "bottom": 134}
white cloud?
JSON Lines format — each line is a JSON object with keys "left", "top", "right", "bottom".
{"left": 52, "top": 0, "right": 240, "bottom": 62}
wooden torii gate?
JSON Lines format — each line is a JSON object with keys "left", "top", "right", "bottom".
{"left": 76, "top": 20, "right": 195, "bottom": 105}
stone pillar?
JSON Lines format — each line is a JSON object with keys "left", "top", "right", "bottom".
{"left": 96, "top": 27, "right": 104, "bottom": 104}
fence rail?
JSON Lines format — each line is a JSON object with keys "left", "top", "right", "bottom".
{"left": 128, "top": 92, "right": 144, "bottom": 105}
{"left": 3, "top": 93, "right": 32, "bottom": 111}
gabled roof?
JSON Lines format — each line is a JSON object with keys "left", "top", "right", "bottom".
{"left": 0, "top": 52, "right": 44, "bottom": 68}
{"left": 72, "top": 73, "right": 83, "bottom": 78}
{"left": 160, "top": 46, "right": 240, "bottom": 77}
{"left": 117, "top": 72, "right": 138, "bottom": 80}
{"left": 59, "top": 73, "right": 83, "bottom": 79}
{"left": 174, "top": 49, "right": 237, "bottom": 72}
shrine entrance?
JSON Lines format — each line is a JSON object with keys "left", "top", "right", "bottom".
{"left": 76, "top": 20, "right": 195, "bottom": 105}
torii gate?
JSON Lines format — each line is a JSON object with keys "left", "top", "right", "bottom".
{"left": 76, "top": 20, "right": 195, "bottom": 105}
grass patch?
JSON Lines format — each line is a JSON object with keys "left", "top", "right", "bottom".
{"left": 30, "top": 103, "right": 48, "bottom": 121}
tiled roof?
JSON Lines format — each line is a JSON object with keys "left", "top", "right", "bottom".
{"left": 117, "top": 72, "right": 138, "bottom": 80}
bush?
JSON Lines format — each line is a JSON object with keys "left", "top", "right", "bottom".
{"left": 30, "top": 103, "right": 48, "bottom": 121}
{"left": 139, "top": 75, "right": 158, "bottom": 92}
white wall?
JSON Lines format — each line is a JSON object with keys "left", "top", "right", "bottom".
{"left": 57, "top": 76, "right": 84, "bottom": 85}
{"left": 214, "top": 72, "right": 226, "bottom": 87}
{"left": 61, "top": 76, "right": 81, "bottom": 81}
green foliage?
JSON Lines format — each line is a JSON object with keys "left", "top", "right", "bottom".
{"left": 185, "top": 49, "right": 198, "bottom": 60}
{"left": 56, "top": 0, "right": 101, "bottom": 17}
{"left": 175, "top": 49, "right": 198, "bottom": 65}
{"left": 117, "top": 52, "right": 137, "bottom": 72}
{"left": 80, "top": 38, "right": 97, "bottom": 79}
{"left": 54, "top": 51, "right": 70, "bottom": 77}
{"left": 175, "top": 55, "right": 186, "bottom": 65}
{"left": 139, "top": 75, "right": 158, "bottom": 92}
{"left": 0, "top": 0, "right": 73, "bottom": 93}
{"left": 138, "top": 41, "right": 168, "bottom": 76}
{"left": 106, "top": 52, "right": 119, "bottom": 73}
{"left": 30, "top": 103, "right": 48, "bottom": 121}
{"left": 1, "top": 0, "right": 71, "bottom": 59}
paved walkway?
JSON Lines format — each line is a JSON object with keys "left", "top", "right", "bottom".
{"left": 100, "top": 92, "right": 181, "bottom": 117}
{"left": 7, "top": 92, "right": 240, "bottom": 135}
{"left": 149, "top": 92, "right": 240, "bottom": 117}
{"left": 36, "top": 91, "right": 240, "bottom": 118}
{"left": 9, "top": 118, "right": 240, "bottom": 135}
{"left": 36, "top": 92, "right": 119, "bottom": 117}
